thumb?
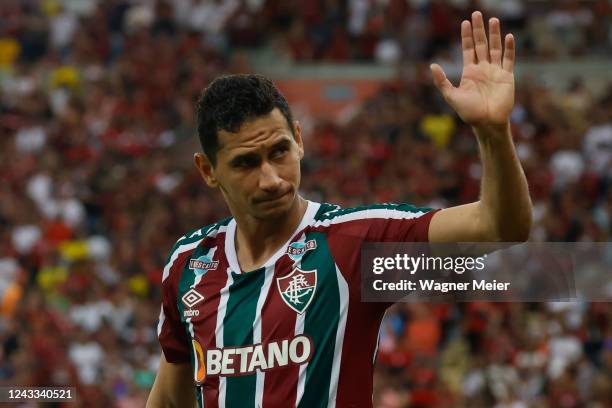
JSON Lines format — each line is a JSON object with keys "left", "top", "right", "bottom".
{"left": 430, "top": 63, "right": 455, "bottom": 100}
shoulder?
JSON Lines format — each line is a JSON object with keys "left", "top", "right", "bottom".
{"left": 162, "top": 217, "right": 232, "bottom": 282}
{"left": 311, "top": 202, "right": 433, "bottom": 226}
{"left": 170, "top": 217, "right": 232, "bottom": 251}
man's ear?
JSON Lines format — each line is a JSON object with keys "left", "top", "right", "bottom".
{"left": 293, "top": 120, "right": 304, "bottom": 160}
{"left": 194, "top": 152, "right": 218, "bottom": 188}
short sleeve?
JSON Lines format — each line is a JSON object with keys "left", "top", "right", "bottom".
{"left": 313, "top": 203, "right": 439, "bottom": 243}
{"left": 364, "top": 205, "right": 440, "bottom": 242}
{"left": 157, "top": 247, "right": 191, "bottom": 364}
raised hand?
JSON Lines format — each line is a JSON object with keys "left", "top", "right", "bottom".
{"left": 430, "top": 11, "right": 515, "bottom": 128}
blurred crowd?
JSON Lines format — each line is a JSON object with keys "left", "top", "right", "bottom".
{"left": 0, "top": 0, "right": 611, "bottom": 407}
{"left": 1, "top": 0, "right": 612, "bottom": 66}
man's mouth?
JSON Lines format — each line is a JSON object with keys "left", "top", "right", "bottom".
{"left": 256, "top": 190, "right": 290, "bottom": 203}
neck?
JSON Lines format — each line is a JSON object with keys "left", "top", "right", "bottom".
{"left": 233, "top": 196, "right": 308, "bottom": 271}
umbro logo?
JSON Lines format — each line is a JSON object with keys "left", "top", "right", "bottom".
{"left": 182, "top": 288, "right": 205, "bottom": 308}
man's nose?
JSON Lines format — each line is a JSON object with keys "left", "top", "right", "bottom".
{"left": 258, "top": 161, "right": 282, "bottom": 192}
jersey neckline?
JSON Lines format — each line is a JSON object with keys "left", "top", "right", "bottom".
{"left": 224, "top": 200, "right": 321, "bottom": 274}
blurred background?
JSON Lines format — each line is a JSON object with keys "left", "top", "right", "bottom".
{"left": 0, "top": 0, "right": 611, "bottom": 407}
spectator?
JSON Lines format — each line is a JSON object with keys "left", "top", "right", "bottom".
{"left": 0, "top": 1, "right": 609, "bottom": 406}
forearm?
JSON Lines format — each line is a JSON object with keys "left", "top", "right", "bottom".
{"left": 146, "top": 354, "right": 196, "bottom": 408}
{"left": 146, "top": 386, "right": 197, "bottom": 408}
{"left": 474, "top": 122, "right": 532, "bottom": 241}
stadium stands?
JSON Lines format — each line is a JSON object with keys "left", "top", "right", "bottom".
{"left": 0, "top": 1, "right": 610, "bottom": 406}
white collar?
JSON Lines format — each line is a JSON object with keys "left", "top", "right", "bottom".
{"left": 224, "top": 200, "right": 320, "bottom": 273}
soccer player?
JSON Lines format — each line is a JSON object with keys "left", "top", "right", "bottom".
{"left": 147, "top": 11, "right": 532, "bottom": 408}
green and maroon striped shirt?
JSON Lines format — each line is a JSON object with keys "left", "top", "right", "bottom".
{"left": 158, "top": 201, "right": 437, "bottom": 408}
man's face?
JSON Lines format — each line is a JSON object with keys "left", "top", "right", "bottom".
{"left": 195, "top": 108, "right": 304, "bottom": 221}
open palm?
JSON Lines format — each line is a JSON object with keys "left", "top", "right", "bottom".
{"left": 431, "top": 12, "right": 515, "bottom": 127}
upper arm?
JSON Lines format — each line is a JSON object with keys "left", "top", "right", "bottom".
{"left": 428, "top": 201, "right": 496, "bottom": 242}
{"left": 146, "top": 352, "right": 195, "bottom": 408}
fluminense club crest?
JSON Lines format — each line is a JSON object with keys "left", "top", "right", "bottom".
{"left": 276, "top": 268, "right": 317, "bottom": 314}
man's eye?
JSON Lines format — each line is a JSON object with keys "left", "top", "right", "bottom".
{"left": 234, "top": 158, "right": 257, "bottom": 168}
{"left": 272, "top": 147, "right": 289, "bottom": 158}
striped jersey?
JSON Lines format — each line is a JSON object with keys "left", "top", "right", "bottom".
{"left": 157, "top": 201, "right": 438, "bottom": 408}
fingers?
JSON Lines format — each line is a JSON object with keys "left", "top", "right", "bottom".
{"left": 502, "top": 33, "right": 515, "bottom": 72}
{"left": 430, "top": 63, "right": 455, "bottom": 100}
{"left": 471, "top": 11, "right": 489, "bottom": 63}
{"left": 465, "top": 11, "right": 514, "bottom": 70}
{"left": 461, "top": 20, "right": 476, "bottom": 66}
{"left": 489, "top": 17, "right": 502, "bottom": 66}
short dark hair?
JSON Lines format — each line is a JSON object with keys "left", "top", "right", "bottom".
{"left": 195, "top": 74, "right": 294, "bottom": 167}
